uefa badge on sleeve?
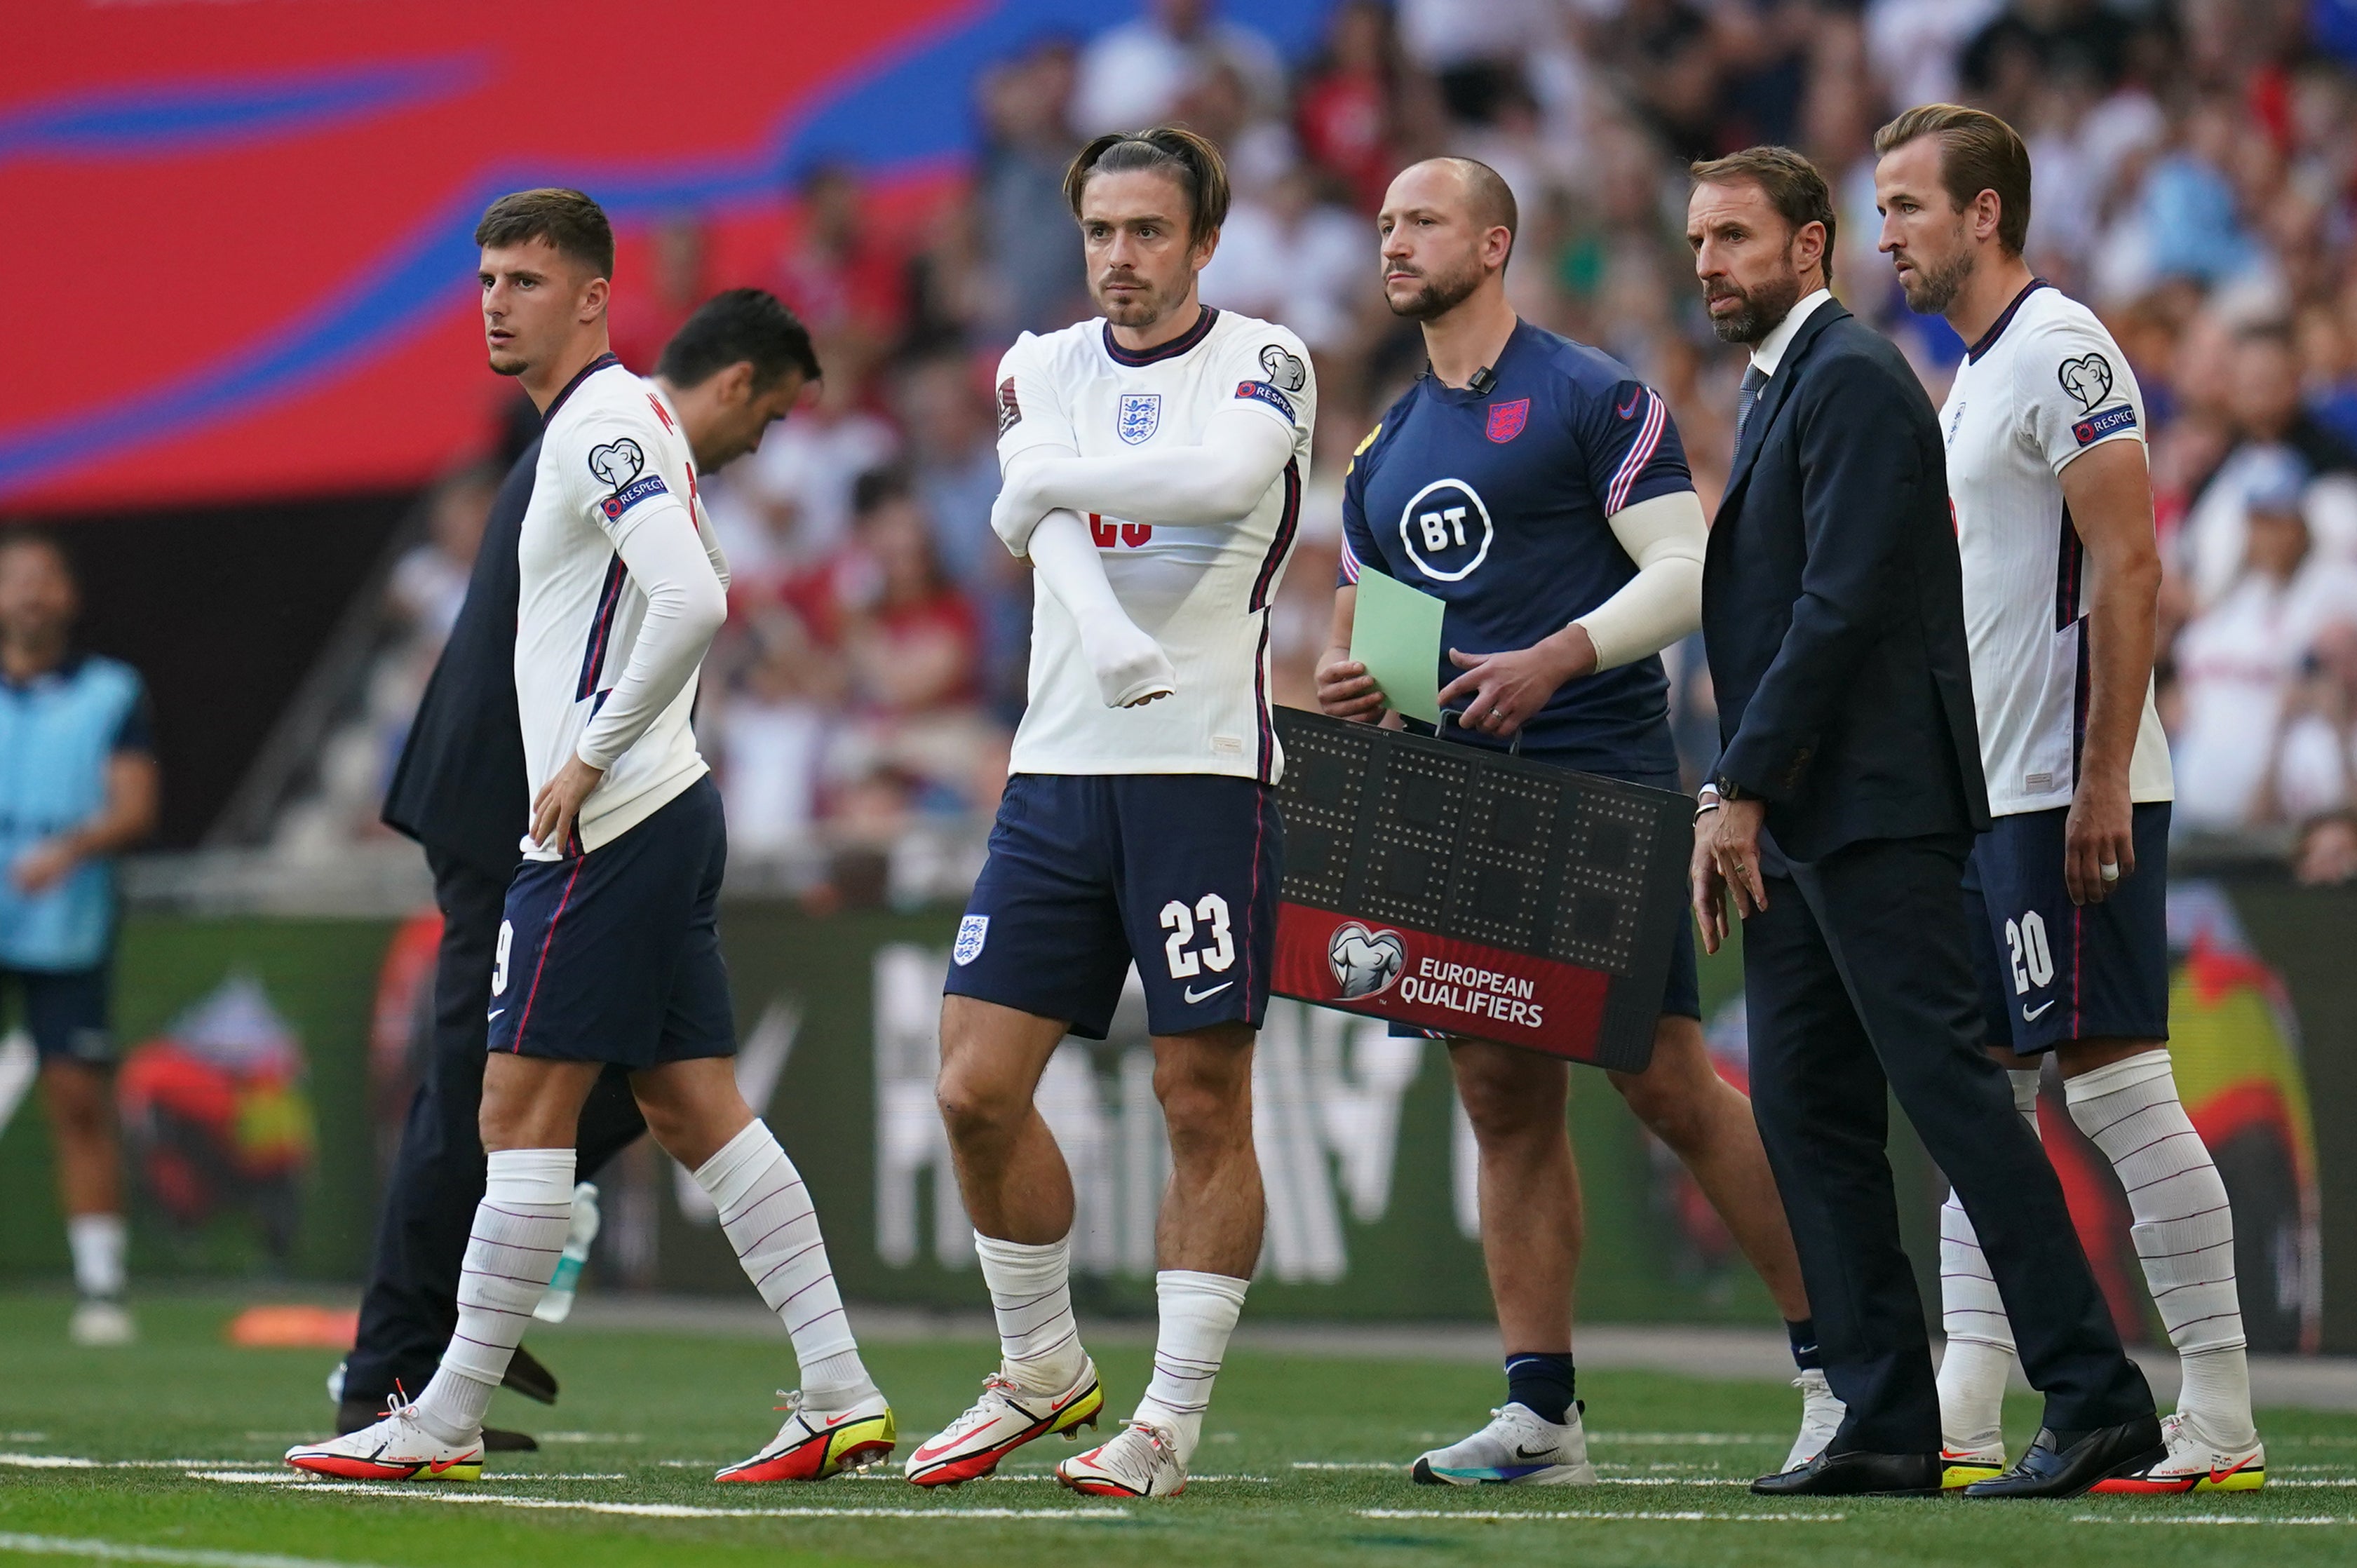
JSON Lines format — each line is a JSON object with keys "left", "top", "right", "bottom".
{"left": 953, "top": 914, "right": 990, "bottom": 967}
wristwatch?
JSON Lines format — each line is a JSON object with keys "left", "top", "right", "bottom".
{"left": 1710, "top": 774, "right": 1750, "bottom": 803}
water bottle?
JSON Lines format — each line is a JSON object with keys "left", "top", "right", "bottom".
{"left": 533, "top": 1181, "right": 601, "bottom": 1323}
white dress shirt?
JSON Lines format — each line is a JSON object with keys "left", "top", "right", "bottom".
{"left": 1750, "top": 288, "right": 1835, "bottom": 380}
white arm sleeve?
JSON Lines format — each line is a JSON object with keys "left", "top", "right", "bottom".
{"left": 1572, "top": 489, "right": 1706, "bottom": 671}
{"left": 575, "top": 509, "right": 729, "bottom": 770}
{"left": 995, "top": 407, "right": 1296, "bottom": 549}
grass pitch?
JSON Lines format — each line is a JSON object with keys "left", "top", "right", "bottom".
{"left": 2, "top": 1293, "right": 2353, "bottom": 1568}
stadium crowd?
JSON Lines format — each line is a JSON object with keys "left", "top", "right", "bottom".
{"left": 309, "top": 0, "right": 2357, "bottom": 883}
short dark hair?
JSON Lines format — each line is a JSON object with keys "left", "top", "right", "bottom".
{"left": 474, "top": 188, "right": 615, "bottom": 280}
{"left": 0, "top": 527, "right": 72, "bottom": 584}
{"left": 1872, "top": 103, "right": 2033, "bottom": 257}
{"left": 851, "top": 465, "right": 913, "bottom": 520}
{"left": 1689, "top": 146, "right": 1839, "bottom": 286}
{"left": 1439, "top": 156, "right": 1517, "bottom": 264}
{"left": 1063, "top": 126, "right": 1231, "bottom": 243}
{"left": 656, "top": 288, "right": 821, "bottom": 392}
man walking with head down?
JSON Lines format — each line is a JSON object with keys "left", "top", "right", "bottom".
{"left": 1685, "top": 146, "right": 2161, "bottom": 1499}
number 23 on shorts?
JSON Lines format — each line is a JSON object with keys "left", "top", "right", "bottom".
{"left": 1161, "top": 893, "right": 1236, "bottom": 979}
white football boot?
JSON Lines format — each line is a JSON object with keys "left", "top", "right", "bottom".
{"left": 2088, "top": 1412, "right": 2265, "bottom": 1494}
{"left": 285, "top": 1390, "right": 482, "bottom": 1482}
{"left": 69, "top": 1297, "right": 135, "bottom": 1347}
{"left": 1055, "top": 1418, "right": 1187, "bottom": 1498}
{"left": 1412, "top": 1402, "right": 1597, "bottom": 1486}
{"left": 904, "top": 1359, "right": 1104, "bottom": 1487}
{"left": 715, "top": 1388, "right": 896, "bottom": 1483}
{"left": 1781, "top": 1370, "right": 1846, "bottom": 1473}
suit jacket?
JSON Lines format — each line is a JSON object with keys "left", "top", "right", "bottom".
{"left": 380, "top": 438, "right": 539, "bottom": 880}
{"left": 1701, "top": 304, "right": 1990, "bottom": 863}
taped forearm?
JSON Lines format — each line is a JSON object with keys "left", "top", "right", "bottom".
{"left": 1574, "top": 490, "right": 1706, "bottom": 670}
{"left": 1020, "top": 410, "right": 1294, "bottom": 531}
{"left": 577, "top": 510, "right": 728, "bottom": 769}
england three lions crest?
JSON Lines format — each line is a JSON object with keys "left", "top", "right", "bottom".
{"left": 1118, "top": 393, "right": 1161, "bottom": 445}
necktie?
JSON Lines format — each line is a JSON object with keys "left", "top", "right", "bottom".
{"left": 1736, "top": 365, "right": 1767, "bottom": 447}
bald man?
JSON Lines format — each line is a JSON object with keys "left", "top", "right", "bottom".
{"left": 1314, "top": 157, "right": 1831, "bottom": 1486}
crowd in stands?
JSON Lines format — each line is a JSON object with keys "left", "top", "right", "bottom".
{"left": 319, "top": 0, "right": 2357, "bottom": 885}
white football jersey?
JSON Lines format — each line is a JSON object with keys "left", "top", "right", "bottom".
{"left": 996, "top": 306, "right": 1316, "bottom": 782}
{"left": 1940, "top": 283, "right": 2173, "bottom": 816}
{"left": 515, "top": 356, "right": 723, "bottom": 859}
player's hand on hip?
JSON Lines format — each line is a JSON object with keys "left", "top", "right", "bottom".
{"left": 2063, "top": 774, "right": 2135, "bottom": 905}
{"left": 1315, "top": 650, "right": 1386, "bottom": 721}
{"left": 1690, "top": 823, "right": 1730, "bottom": 954}
{"left": 530, "top": 755, "right": 607, "bottom": 856}
{"left": 1703, "top": 797, "right": 1769, "bottom": 921}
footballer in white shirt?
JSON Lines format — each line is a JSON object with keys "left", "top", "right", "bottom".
{"left": 289, "top": 191, "right": 896, "bottom": 1489}
{"left": 917, "top": 128, "right": 1311, "bottom": 1502}
{"left": 1875, "top": 106, "right": 2262, "bottom": 1494}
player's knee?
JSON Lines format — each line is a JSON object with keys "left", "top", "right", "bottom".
{"left": 1451, "top": 1054, "right": 1559, "bottom": 1145}
{"left": 1615, "top": 1071, "right": 1710, "bottom": 1151}
{"left": 1153, "top": 1063, "right": 1249, "bottom": 1151}
{"left": 935, "top": 1066, "right": 1026, "bottom": 1142}
{"left": 40, "top": 1064, "right": 109, "bottom": 1137}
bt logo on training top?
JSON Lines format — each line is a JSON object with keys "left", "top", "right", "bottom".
{"left": 1395, "top": 478, "right": 1494, "bottom": 583}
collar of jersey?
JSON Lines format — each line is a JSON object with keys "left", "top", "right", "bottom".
{"left": 1420, "top": 318, "right": 1535, "bottom": 404}
{"left": 1964, "top": 278, "right": 2051, "bottom": 364}
{"left": 1102, "top": 305, "right": 1217, "bottom": 367}
{"left": 0, "top": 648, "right": 87, "bottom": 692}
{"left": 543, "top": 351, "right": 623, "bottom": 424}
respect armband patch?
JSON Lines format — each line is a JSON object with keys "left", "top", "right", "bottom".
{"left": 600, "top": 473, "right": 670, "bottom": 520}
{"left": 2072, "top": 404, "right": 2138, "bottom": 447}
{"left": 1235, "top": 379, "right": 1296, "bottom": 421}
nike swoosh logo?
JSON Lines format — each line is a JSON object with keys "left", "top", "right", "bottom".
{"left": 1184, "top": 982, "right": 1232, "bottom": 1003}
{"left": 487, "top": 1008, "right": 505, "bottom": 1021}
{"left": 427, "top": 1451, "right": 478, "bottom": 1473}
{"left": 2022, "top": 1000, "right": 2055, "bottom": 1021}
{"left": 820, "top": 1413, "right": 849, "bottom": 1428}
{"left": 1514, "top": 1444, "right": 1555, "bottom": 1460}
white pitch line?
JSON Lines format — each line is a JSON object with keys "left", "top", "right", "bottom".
{"left": 2, "top": 1457, "right": 274, "bottom": 1471}
{"left": 1357, "top": 1508, "right": 1845, "bottom": 1524}
{"left": 278, "top": 1482, "right": 1130, "bottom": 1522}
{"left": 190, "top": 1473, "right": 628, "bottom": 1486}
{"left": 2071, "top": 1515, "right": 2355, "bottom": 1527}
{"left": 1588, "top": 1433, "right": 1778, "bottom": 1447}
{"left": 2273, "top": 1480, "right": 2357, "bottom": 1487}
{"left": 0, "top": 1532, "right": 392, "bottom": 1568}
{"left": 1295, "top": 1462, "right": 1400, "bottom": 1472}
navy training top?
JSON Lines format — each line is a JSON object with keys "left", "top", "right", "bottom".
{"left": 1340, "top": 318, "right": 1692, "bottom": 775}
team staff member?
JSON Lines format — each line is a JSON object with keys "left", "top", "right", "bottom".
{"left": 1687, "top": 144, "right": 2159, "bottom": 1498}
{"left": 0, "top": 532, "right": 158, "bottom": 1346}
{"left": 1313, "top": 156, "right": 1828, "bottom": 1487}
{"left": 346, "top": 291, "right": 818, "bottom": 1447}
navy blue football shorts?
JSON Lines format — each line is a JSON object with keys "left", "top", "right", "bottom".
{"left": 1961, "top": 800, "right": 2171, "bottom": 1055}
{"left": 943, "top": 773, "right": 1283, "bottom": 1040}
{"left": 485, "top": 774, "right": 735, "bottom": 1068}
{"left": 1390, "top": 755, "right": 1700, "bottom": 1041}
{"left": 1, "top": 963, "right": 114, "bottom": 1067}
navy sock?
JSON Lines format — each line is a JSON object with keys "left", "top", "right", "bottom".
{"left": 1785, "top": 1318, "right": 1822, "bottom": 1372}
{"left": 1504, "top": 1352, "right": 1577, "bottom": 1424}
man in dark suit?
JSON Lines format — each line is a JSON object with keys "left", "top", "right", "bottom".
{"left": 1682, "top": 147, "right": 2161, "bottom": 1499}
{"left": 342, "top": 290, "right": 818, "bottom": 1444}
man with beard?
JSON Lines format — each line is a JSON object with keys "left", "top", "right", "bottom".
{"left": 1312, "top": 156, "right": 1829, "bottom": 1487}
{"left": 1687, "top": 145, "right": 2161, "bottom": 1498}
{"left": 910, "top": 127, "right": 1315, "bottom": 1500}
{"left": 1875, "top": 103, "right": 2261, "bottom": 1494}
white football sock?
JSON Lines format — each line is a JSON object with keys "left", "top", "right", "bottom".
{"left": 67, "top": 1212, "right": 127, "bottom": 1299}
{"left": 974, "top": 1231, "right": 1086, "bottom": 1396}
{"left": 695, "top": 1119, "right": 874, "bottom": 1404}
{"left": 1937, "top": 1068, "right": 2041, "bottom": 1452}
{"left": 1133, "top": 1270, "right": 1248, "bottom": 1466}
{"left": 2065, "top": 1049, "right": 2255, "bottom": 1448}
{"left": 1027, "top": 509, "right": 1176, "bottom": 708}
{"left": 415, "top": 1147, "right": 574, "bottom": 1442}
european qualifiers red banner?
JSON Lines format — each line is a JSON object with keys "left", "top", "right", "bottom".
{"left": 1269, "top": 709, "right": 1694, "bottom": 1074}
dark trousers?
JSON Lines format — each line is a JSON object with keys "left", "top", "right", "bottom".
{"left": 1741, "top": 831, "right": 2152, "bottom": 1453}
{"left": 342, "top": 847, "right": 649, "bottom": 1407}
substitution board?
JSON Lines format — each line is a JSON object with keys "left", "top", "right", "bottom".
{"left": 1269, "top": 708, "right": 1694, "bottom": 1073}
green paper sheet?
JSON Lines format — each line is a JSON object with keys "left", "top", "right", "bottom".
{"left": 1350, "top": 568, "right": 1448, "bottom": 726}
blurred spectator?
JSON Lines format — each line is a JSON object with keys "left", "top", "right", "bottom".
{"left": 2178, "top": 327, "right": 2357, "bottom": 607}
{"left": 2267, "top": 621, "right": 2357, "bottom": 822}
{"left": 2172, "top": 473, "right": 2357, "bottom": 830}
{"left": 385, "top": 466, "right": 494, "bottom": 646}
{"left": 1072, "top": 0, "right": 1286, "bottom": 135}
{"left": 1295, "top": 1, "right": 1419, "bottom": 211}
{"left": 609, "top": 215, "right": 710, "bottom": 373}
{"left": 775, "top": 162, "right": 909, "bottom": 403}
{"left": 2293, "top": 808, "right": 2357, "bottom": 884}
{"left": 975, "top": 36, "right": 1088, "bottom": 334}
{"left": 701, "top": 393, "right": 898, "bottom": 595}
{"left": 893, "top": 354, "right": 1032, "bottom": 714}
{"left": 1200, "top": 164, "right": 1371, "bottom": 351}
